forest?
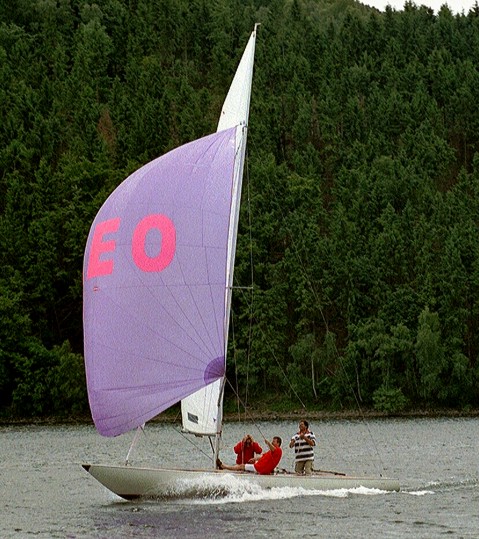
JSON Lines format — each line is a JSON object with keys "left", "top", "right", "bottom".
{"left": 1, "top": 0, "right": 479, "bottom": 419}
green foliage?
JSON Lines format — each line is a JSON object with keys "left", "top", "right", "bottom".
{"left": 289, "top": 333, "right": 317, "bottom": 401}
{"left": 11, "top": 338, "right": 55, "bottom": 416}
{"left": 2, "top": 0, "right": 479, "bottom": 418}
{"left": 48, "top": 342, "right": 88, "bottom": 415}
{"left": 415, "top": 307, "right": 446, "bottom": 401}
{"left": 373, "top": 386, "right": 408, "bottom": 413}
{"left": 7, "top": 337, "right": 87, "bottom": 417}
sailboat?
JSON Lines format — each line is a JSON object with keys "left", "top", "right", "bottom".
{"left": 82, "top": 26, "right": 400, "bottom": 500}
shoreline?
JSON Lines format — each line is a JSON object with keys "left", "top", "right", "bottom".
{"left": 1, "top": 408, "right": 478, "bottom": 427}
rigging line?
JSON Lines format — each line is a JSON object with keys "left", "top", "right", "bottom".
{"left": 225, "top": 376, "right": 268, "bottom": 441}
{"left": 230, "top": 305, "right": 242, "bottom": 421}
{"left": 122, "top": 419, "right": 213, "bottom": 465}
{"left": 243, "top": 143, "right": 384, "bottom": 471}
{"left": 245, "top": 149, "right": 254, "bottom": 407}
{"left": 271, "top": 196, "right": 387, "bottom": 473}
{"left": 230, "top": 147, "right": 255, "bottom": 412}
{"left": 172, "top": 424, "right": 218, "bottom": 462}
{"left": 233, "top": 149, "right": 307, "bottom": 410}
{"left": 238, "top": 140, "right": 308, "bottom": 408}
{"left": 170, "top": 406, "right": 216, "bottom": 462}
{"left": 232, "top": 280, "right": 308, "bottom": 410}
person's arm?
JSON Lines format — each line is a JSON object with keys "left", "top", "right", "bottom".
{"left": 289, "top": 436, "right": 296, "bottom": 448}
{"left": 264, "top": 438, "right": 276, "bottom": 452}
{"left": 300, "top": 433, "right": 315, "bottom": 446}
{"left": 253, "top": 442, "right": 262, "bottom": 454}
{"left": 233, "top": 441, "right": 243, "bottom": 454}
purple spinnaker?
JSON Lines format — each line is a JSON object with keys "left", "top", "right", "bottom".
{"left": 83, "top": 128, "right": 236, "bottom": 437}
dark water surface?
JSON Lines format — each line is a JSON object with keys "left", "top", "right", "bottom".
{"left": 1, "top": 418, "right": 478, "bottom": 538}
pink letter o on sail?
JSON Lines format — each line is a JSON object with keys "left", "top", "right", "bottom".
{"left": 132, "top": 214, "right": 176, "bottom": 272}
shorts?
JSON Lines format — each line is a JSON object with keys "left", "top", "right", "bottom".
{"left": 244, "top": 463, "right": 258, "bottom": 473}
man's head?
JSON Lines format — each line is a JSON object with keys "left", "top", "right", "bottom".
{"left": 299, "top": 420, "right": 309, "bottom": 432}
{"left": 272, "top": 436, "right": 282, "bottom": 447}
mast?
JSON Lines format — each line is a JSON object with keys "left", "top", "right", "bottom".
{"left": 214, "top": 25, "right": 258, "bottom": 464}
{"left": 179, "top": 25, "right": 258, "bottom": 465}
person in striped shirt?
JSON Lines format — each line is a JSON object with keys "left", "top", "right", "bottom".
{"left": 289, "top": 420, "right": 316, "bottom": 475}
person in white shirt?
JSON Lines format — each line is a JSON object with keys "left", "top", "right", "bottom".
{"left": 289, "top": 420, "right": 316, "bottom": 475}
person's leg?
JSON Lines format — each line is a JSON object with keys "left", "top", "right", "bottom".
{"left": 294, "top": 461, "right": 305, "bottom": 474}
{"left": 217, "top": 459, "right": 245, "bottom": 471}
{"left": 304, "top": 460, "right": 313, "bottom": 475}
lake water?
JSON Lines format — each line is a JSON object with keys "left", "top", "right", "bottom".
{"left": 1, "top": 417, "right": 478, "bottom": 538}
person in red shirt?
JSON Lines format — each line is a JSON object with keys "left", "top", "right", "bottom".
{"left": 234, "top": 434, "right": 263, "bottom": 464}
{"left": 217, "top": 437, "right": 282, "bottom": 475}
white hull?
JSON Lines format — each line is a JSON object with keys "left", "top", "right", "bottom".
{"left": 82, "top": 464, "right": 400, "bottom": 500}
